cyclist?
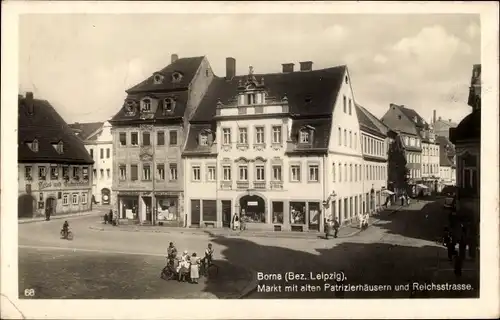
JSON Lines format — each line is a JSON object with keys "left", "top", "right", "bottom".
{"left": 61, "top": 220, "right": 69, "bottom": 238}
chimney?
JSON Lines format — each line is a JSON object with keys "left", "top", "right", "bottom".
{"left": 433, "top": 110, "right": 436, "bottom": 124}
{"left": 171, "top": 54, "right": 179, "bottom": 63}
{"left": 448, "top": 118, "right": 452, "bottom": 122}
{"left": 26, "top": 92, "right": 34, "bottom": 115}
{"left": 438, "top": 116, "right": 442, "bottom": 121}
{"left": 225, "top": 57, "right": 236, "bottom": 80}
{"left": 299, "top": 61, "right": 313, "bottom": 72}
{"left": 282, "top": 63, "right": 295, "bottom": 73}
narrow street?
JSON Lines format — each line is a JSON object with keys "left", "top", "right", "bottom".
{"left": 18, "top": 199, "right": 478, "bottom": 299}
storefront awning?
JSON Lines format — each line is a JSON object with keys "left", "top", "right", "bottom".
{"left": 416, "top": 184, "right": 429, "bottom": 189}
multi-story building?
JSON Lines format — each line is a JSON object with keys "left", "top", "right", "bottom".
{"left": 421, "top": 126, "right": 440, "bottom": 193}
{"left": 450, "top": 64, "right": 480, "bottom": 241}
{"left": 109, "top": 54, "right": 213, "bottom": 226}
{"left": 436, "top": 135, "right": 456, "bottom": 190}
{"left": 183, "top": 58, "right": 381, "bottom": 232}
{"left": 432, "top": 109, "right": 457, "bottom": 139}
{"left": 18, "top": 92, "right": 94, "bottom": 218}
{"left": 355, "top": 104, "right": 390, "bottom": 211}
{"left": 69, "top": 121, "right": 113, "bottom": 204}
{"left": 381, "top": 104, "right": 423, "bottom": 195}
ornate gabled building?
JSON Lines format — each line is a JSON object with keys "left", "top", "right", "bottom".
{"left": 183, "top": 58, "right": 384, "bottom": 232}
{"left": 449, "top": 64, "right": 480, "bottom": 244}
{"left": 69, "top": 121, "right": 113, "bottom": 204}
{"left": 109, "top": 54, "right": 214, "bottom": 226}
{"left": 18, "top": 92, "right": 94, "bottom": 218}
{"left": 382, "top": 104, "right": 440, "bottom": 195}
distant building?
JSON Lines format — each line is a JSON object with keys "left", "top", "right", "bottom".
{"left": 450, "top": 64, "right": 480, "bottom": 231}
{"left": 432, "top": 111, "right": 457, "bottom": 139}
{"left": 69, "top": 121, "right": 113, "bottom": 204}
{"left": 183, "top": 58, "right": 387, "bottom": 232}
{"left": 109, "top": 54, "right": 213, "bottom": 226}
{"left": 436, "top": 135, "right": 456, "bottom": 190}
{"left": 18, "top": 92, "right": 94, "bottom": 218}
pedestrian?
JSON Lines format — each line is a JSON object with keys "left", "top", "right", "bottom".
{"left": 332, "top": 217, "right": 340, "bottom": 238}
{"left": 190, "top": 253, "right": 200, "bottom": 284}
{"left": 45, "top": 207, "right": 51, "bottom": 221}
{"left": 400, "top": 194, "right": 405, "bottom": 206}
{"left": 108, "top": 209, "right": 113, "bottom": 224}
{"left": 325, "top": 218, "right": 332, "bottom": 239}
{"left": 232, "top": 214, "right": 240, "bottom": 231}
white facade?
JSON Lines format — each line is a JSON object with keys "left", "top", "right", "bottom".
{"left": 84, "top": 121, "right": 113, "bottom": 204}
{"left": 422, "top": 142, "right": 440, "bottom": 179}
{"left": 439, "top": 165, "right": 456, "bottom": 186}
{"left": 184, "top": 67, "right": 388, "bottom": 231}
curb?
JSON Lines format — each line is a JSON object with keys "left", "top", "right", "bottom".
{"left": 19, "top": 212, "right": 98, "bottom": 224}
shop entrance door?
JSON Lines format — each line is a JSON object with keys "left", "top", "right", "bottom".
{"left": 143, "top": 196, "right": 152, "bottom": 223}
{"left": 191, "top": 200, "right": 201, "bottom": 226}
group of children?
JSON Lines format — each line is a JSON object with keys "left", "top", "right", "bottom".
{"left": 166, "top": 242, "right": 214, "bottom": 284}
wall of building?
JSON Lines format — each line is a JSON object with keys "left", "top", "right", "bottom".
{"left": 18, "top": 163, "right": 93, "bottom": 217}
{"left": 422, "top": 142, "right": 440, "bottom": 178}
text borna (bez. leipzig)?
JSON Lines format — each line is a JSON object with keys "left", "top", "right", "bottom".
{"left": 257, "top": 271, "right": 346, "bottom": 282}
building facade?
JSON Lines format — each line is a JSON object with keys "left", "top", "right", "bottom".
{"left": 421, "top": 129, "right": 440, "bottom": 193}
{"left": 183, "top": 59, "right": 387, "bottom": 232}
{"left": 70, "top": 121, "right": 113, "bottom": 204}
{"left": 381, "top": 104, "right": 424, "bottom": 195}
{"left": 449, "top": 64, "right": 480, "bottom": 242}
{"left": 109, "top": 54, "right": 213, "bottom": 226}
{"left": 436, "top": 135, "right": 456, "bottom": 191}
{"left": 18, "top": 92, "right": 94, "bottom": 218}
{"left": 432, "top": 109, "right": 457, "bottom": 139}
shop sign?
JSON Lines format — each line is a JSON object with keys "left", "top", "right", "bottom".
{"left": 247, "top": 201, "right": 258, "bottom": 206}
{"left": 156, "top": 192, "right": 178, "bottom": 197}
{"left": 38, "top": 180, "right": 89, "bottom": 190}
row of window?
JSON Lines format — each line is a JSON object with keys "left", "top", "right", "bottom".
{"left": 89, "top": 148, "right": 110, "bottom": 160}
{"left": 423, "top": 164, "right": 439, "bottom": 175}
{"left": 362, "top": 135, "right": 386, "bottom": 157}
{"left": 61, "top": 192, "right": 89, "bottom": 206}
{"left": 423, "top": 145, "right": 439, "bottom": 157}
{"left": 94, "top": 168, "right": 111, "bottom": 180}
{"left": 222, "top": 126, "right": 283, "bottom": 145}
{"left": 407, "top": 152, "right": 421, "bottom": 164}
{"left": 342, "top": 95, "right": 353, "bottom": 116}
{"left": 409, "top": 169, "right": 421, "bottom": 179}
{"left": 118, "top": 131, "right": 178, "bottom": 147}
{"left": 332, "top": 162, "right": 387, "bottom": 183}
{"left": 403, "top": 136, "right": 421, "bottom": 148}
{"left": 118, "top": 163, "right": 178, "bottom": 181}
{"left": 24, "top": 165, "right": 89, "bottom": 181}
{"left": 337, "top": 127, "right": 358, "bottom": 150}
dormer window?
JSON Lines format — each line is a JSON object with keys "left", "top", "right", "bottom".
{"left": 153, "top": 73, "right": 164, "bottom": 84}
{"left": 53, "top": 140, "right": 64, "bottom": 154}
{"left": 246, "top": 93, "right": 256, "bottom": 105}
{"left": 164, "top": 98, "right": 175, "bottom": 113}
{"left": 299, "top": 126, "right": 315, "bottom": 144}
{"left": 27, "top": 139, "right": 39, "bottom": 153}
{"left": 141, "top": 99, "right": 151, "bottom": 112}
{"left": 172, "top": 72, "right": 183, "bottom": 83}
{"left": 125, "top": 100, "right": 136, "bottom": 115}
{"left": 198, "top": 130, "right": 212, "bottom": 146}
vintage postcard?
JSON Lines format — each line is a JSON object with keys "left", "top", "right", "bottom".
{"left": 1, "top": 1, "right": 499, "bottom": 319}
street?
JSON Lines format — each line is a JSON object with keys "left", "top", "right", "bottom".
{"left": 18, "top": 199, "right": 479, "bottom": 299}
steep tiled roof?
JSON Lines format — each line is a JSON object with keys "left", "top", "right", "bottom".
{"left": 69, "top": 122, "right": 104, "bottom": 141}
{"left": 286, "top": 118, "right": 332, "bottom": 154}
{"left": 355, "top": 104, "right": 388, "bottom": 138}
{"left": 110, "top": 91, "right": 188, "bottom": 123}
{"left": 126, "top": 56, "right": 205, "bottom": 93}
{"left": 18, "top": 95, "right": 94, "bottom": 164}
{"left": 185, "top": 65, "right": 346, "bottom": 154}
{"left": 381, "top": 104, "right": 419, "bottom": 135}
{"left": 436, "top": 135, "right": 455, "bottom": 167}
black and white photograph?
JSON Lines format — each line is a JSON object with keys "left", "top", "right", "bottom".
{"left": 1, "top": 1, "right": 499, "bottom": 319}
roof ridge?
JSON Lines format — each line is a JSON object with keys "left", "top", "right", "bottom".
{"left": 213, "top": 64, "right": 346, "bottom": 79}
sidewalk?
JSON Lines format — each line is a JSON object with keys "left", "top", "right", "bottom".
{"left": 19, "top": 209, "right": 105, "bottom": 224}
{"left": 89, "top": 205, "right": 405, "bottom": 240}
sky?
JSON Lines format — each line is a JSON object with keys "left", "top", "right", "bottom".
{"left": 18, "top": 13, "right": 480, "bottom": 125}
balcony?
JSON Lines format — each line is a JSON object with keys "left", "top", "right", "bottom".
{"left": 270, "top": 181, "right": 283, "bottom": 190}
{"left": 220, "top": 181, "right": 232, "bottom": 190}
{"left": 236, "top": 181, "right": 250, "bottom": 190}
{"left": 253, "top": 181, "right": 266, "bottom": 190}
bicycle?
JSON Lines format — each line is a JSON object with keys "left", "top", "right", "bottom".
{"left": 60, "top": 229, "right": 74, "bottom": 240}
{"left": 200, "top": 258, "right": 219, "bottom": 279}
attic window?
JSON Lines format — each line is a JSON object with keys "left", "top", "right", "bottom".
{"left": 153, "top": 74, "right": 164, "bottom": 84}
{"left": 53, "top": 141, "right": 64, "bottom": 154}
{"left": 172, "top": 72, "right": 183, "bottom": 83}
{"left": 125, "top": 100, "right": 136, "bottom": 115}
{"left": 27, "top": 139, "right": 39, "bottom": 153}
{"left": 205, "top": 69, "right": 209, "bottom": 77}
{"left": 345, "top": 76, "right": 348, "bottom": 84}
{"left": 164, "top": 98, "right": 175, "bottom": 112}
{"left": 398, "top": 115, "right": 402, "bottom": 120}
{"left": 199, "top": 133, "right": 208, "bottom": 146}
{"left": 141, "top": 99, "right": 151, "bottom": 112}
{"left": 299, "top": 126, "right": 315, "bottom": 144}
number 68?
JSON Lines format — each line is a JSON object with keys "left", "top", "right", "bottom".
{"left": 24, "top": 289, "right": 35, "bottom": 297}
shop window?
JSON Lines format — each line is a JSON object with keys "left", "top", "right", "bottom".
{"left": 290, "top": 202, "right": 306, "bottom": 224}
{"left": 272, "top": 201, "right": 284, "bottom": 224}
{"left": 308, "top": 202, "right": 321, "bottom": 230}
{"left": 157, "top": 198, "right": 178, "bottom": 221}
{"left": 240, "top": 195, "right": 265, "bottom": 223}
{"left": 202, "top": 200, "right": 217, "bottom": 222}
